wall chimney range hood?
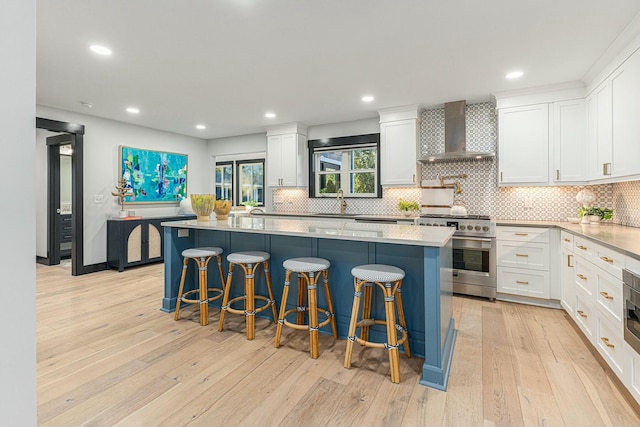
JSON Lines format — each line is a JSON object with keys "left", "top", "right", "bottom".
{"left": 419, "top": 100, "right": 495, "bottom": 163}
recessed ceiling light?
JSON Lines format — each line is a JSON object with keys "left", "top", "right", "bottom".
{"left": 506, "top": 71, "right": 524, "bottom": 79}
{"left": 126, "top": 107, "right": 140, "bottom": 114}
{"left": 265, "top": 112, "right": 276, "bottom": 119}
{"left": 90, "top": 45, "right": 112, "bottom": 56}
{"left": 80, "top": 101, "right": 93, "bottom": 108}
{"left": 196, "top": 124, "right": 206, "bottom": 130}
{"left": 362, "top": 95, "right": 375, "bottom": 102}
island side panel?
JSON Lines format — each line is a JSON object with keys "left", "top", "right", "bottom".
{"left": 420, "top": 240, "right": 456, "bottom": 390}
{"left": 371, "top": 242, "right": 427, "bottom": 357}
{"left": 162, "top": 226, "right": 196, "bottom": 312}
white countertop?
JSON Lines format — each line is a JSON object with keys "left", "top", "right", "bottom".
{"left": 497, "top": 219, "right": 640, "bottom": 260}
{"left": 162, "top": 216, "right": 454, "bottom": 247}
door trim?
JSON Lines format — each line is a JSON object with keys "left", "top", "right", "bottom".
{"left": 36, "top": 117, "right": 104, "bottom": 276}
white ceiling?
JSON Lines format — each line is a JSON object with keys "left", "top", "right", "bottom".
{"left": 36, "top": 0, "right": 640, "bottom": 140}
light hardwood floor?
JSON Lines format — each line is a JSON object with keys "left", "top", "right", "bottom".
{"left": 36, "top": 263, "right": 640, "bottom": 426}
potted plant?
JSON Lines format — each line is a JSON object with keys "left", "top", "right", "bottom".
{"left": 577, "top": 206, "right": 613, "bottom": 224}
{"left": 242, "top": 200, "right": 259, "bottom": 208}
{"left": 398, "top": 199, "right": 419, "bottom": 217}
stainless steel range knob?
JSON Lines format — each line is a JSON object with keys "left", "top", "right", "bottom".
{"left": 475, "top": 225, "right": 481, "bottom": 231}
{"left": 440, "top": 223, "right": 446, "bottom": 226}
{"left": 482, "top": 225, "right": 489, "bottom": 232}
{"left": 459, "top": 225, "right": 466, "bottom": 230}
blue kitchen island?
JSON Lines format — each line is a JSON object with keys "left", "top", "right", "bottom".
{"left": 161, "top": 216, "right": 456, "bottom": 390}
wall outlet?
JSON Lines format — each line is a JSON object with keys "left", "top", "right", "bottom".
{"left": 177, "top": 229, "right": 189, "bottom": 238}
{"left": 524, "top": 196, "right": 532, "bottom": 209}
{"left": 94, "top": 194, "right": 104, "bottom": 204}
{"left": 273, "top": 195, "right": 284, "bottom": 204}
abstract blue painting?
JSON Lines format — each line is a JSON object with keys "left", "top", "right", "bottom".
{"left": 120, "top": 146, "right": 188, "bottom": 204}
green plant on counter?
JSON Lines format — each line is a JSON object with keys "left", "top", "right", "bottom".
{"left": 398, "top": 199, "right": 419, "bottom": 212}
{"left": 242, "top": 200, "right": 259, "bottom": 207}
{"left": 577, "top": 206, "right": 613, "bottom": 220}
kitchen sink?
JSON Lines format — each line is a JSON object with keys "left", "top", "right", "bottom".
{"left": 309, "top": 212, "right": 358, "bottom": 218}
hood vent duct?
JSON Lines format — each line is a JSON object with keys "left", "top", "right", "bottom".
{"left": 419, "top": 100, "right": 495, "bottom": 163}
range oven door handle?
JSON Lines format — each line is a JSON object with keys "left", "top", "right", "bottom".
{"left": 452, "top": 236, "right": 493, "bottom": 250}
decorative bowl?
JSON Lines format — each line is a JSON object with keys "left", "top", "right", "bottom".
{"left": 190, "top": 194, "right": 215, "bottom": 221}
{"left": 587, "top": 215, "right": 601, "bottom": 225}
{"left": 214, "top": 200, "right": 233, "bottom": 220}
{"left": 567, "top": 217, "right": 581, "bottom": 224}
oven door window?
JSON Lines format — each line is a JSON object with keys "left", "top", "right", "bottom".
{"left": 453, "top": 247, "right": 490, "bottom": 273}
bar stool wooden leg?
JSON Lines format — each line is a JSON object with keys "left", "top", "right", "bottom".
{"left": 383, "top": 281, "right": 401, "bottom": 383}
{"left": 394, "top": 283, "right": 411, "bottom": 357}
{"left": 245, "top": 263, "right": 256, "bottom": 340}
{"left": 361, "top": 283, "right": 373, "bottom": 341}
{"left": 344, "top": 277, "right": 364, "bottom": 369}
{"left": 274, "top": 270, "right": 292, "bottom": 348}
{"left": 296, "top": 275, "right": 306, "bottom": 325}
{"left": 218, "top": 262, "right": 235, "bottom": 332}
{"left": 322, "top": 269, "right": 338, "bottom": 338}
{"left": 263, "top": 261, "right": 278, "bottom": 323}
{"left": 195, "top": 256, "right": 212, "bottom": 326}
{"left": 307, "top": 272, "right": 319, "bottom": 358}
{"left": 174, "top": 256, "right": 190, "bottom": 321}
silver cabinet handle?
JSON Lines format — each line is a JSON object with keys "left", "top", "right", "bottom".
{"left": 556, "top": 169, "right": 560, "bottom": 180}
{"left": 603, "top": 163, "right": 612, "bottom": 176}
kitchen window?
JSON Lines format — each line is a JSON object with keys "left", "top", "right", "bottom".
{"left": 308, "top": 133, "right": 381, "bottom": 198}
{"left": 215, "top": 159, "right": 264, "bottom": 206}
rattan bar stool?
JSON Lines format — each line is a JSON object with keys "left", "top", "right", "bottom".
{"left": 218, "top": 251, "right": 278, "bottom": 340}
{"left": 274, "top": 257, "right": 338, "bottom": 358}
{"left": 343, "top": 264, "right": 410, "bottom": 383}
{"left": 174, "top": 247, "right": 225, "bottom": 326}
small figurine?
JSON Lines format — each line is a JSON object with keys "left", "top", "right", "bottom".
{"left": 111, "top": 177, "right": 133, "bottom": 212}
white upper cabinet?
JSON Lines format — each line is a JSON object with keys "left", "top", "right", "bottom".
{"left": 266, "top": 124, "right": 307, "bottom": 187}
{"left": 586, "top": 47, "right": 640, "bottom": 182}
{"left": 610, "top": 48, "right": 640, "bottom": 178}
{"left": 553, "top": 99, "right": 586, "bottom": 183}
{"left": 498, "top": 104, "right": 549, "bottom": 185}
{"left": 378, "top": 105, "right": 420, "bottom": 187}
{"left": 586, "top": 81, "right": 612, "bottom": 179}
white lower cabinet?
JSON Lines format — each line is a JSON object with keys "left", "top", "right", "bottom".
{"left": 497, "top": 226, "right": 551, "bottom": 300}
{"left": 561, "top": 230, "right": 633, "bottom": 391}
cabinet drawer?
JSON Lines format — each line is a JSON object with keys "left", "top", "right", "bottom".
{"left": 596, "top": 314, "right": 624, "bottom": 377}
{"left": 574, "top": 256, "right": 596, "bottom": 297}
{"left": 560, "top": 231, "right": 574, "bottom": 250}
{"left": 593, "top": 243, "right": 625, "bottom": 279}
{"left": 573, "top": 236, "right": 595, "bottom": 260}
{"left": 497, "top": 227, "right": 549, "bottom": 243}
{"left": 497, "top": 267, "right": 550, "bottom": 299}
{"left": 595, "top": 268, "right": 623, "bottom": 324}
{"left": 575, "top": 293, "right": 595, "bottom": 341}
{"left": 497, "top": 241, "right": 549, "bottom": 271}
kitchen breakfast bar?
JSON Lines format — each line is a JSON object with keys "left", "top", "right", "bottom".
{"left": 161, "top": 216, "right": 456, "bottom": 390}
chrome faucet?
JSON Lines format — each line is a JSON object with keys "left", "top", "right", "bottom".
{"left": 336, "top": 189, "right": 347, "bottom": 215}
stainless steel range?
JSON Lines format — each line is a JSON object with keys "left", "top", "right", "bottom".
{"left": 415, "top": 214, "right": 496, "bottom": 300}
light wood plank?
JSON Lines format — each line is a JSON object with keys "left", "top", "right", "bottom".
{"left": 35, "top": 264, "right": 640, "bottom": 426}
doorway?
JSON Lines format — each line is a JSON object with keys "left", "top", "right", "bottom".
{"left": 36, "top": 117, "right": 98, "bottom": 276}
{"left": 45, "top": 134, "right": 73, "bottom": 266}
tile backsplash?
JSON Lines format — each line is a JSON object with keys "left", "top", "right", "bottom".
{"left": 272, "top": 102, "right": 640, "bottom": 227}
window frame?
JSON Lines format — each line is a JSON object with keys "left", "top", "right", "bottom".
{"left": 308, "top": 133, "right": 381, "bottom": 198}
{"left": 214, "top": 158, "right": 265, "bottom": 207}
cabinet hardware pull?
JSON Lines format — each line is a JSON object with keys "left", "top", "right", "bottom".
{"left": 515, "top": 253, "right": 529, "bottom": 257}
{"left": 577, "top": 245, "right": 587, "bottom": 250}
{"left": 600, "top": 256, "right": 614, "bottom": 263}
{"left": 577, "top": 310, "right": 587, "bottom": 318}
{"left": 515, "top": 233, "right": 528, "bottom": 236}
{"left": 563, "top": 238, "right": 571, "bottom": 243}
{"left": 412, "top": 174, "right": 415, "bottom": 183}
{"left": 556, "top": 169, "right": 560, "bottom": 180}
{"left": 603, "top": 163, "right": 612, "bottom": 176}
{"left": 600, "top": 291, "right": 614, "bottom": 300}
{"left": 577, "top": 274, "right": 587, "bottom": 280}
{"left": 500, "top": 172, "right": 503, "bottom": 182}
{"left": 516, "top": 280, "right": 529, "bottom": 285}
{"left": 568, "top": 254, "right": 573, "bottom": 268}
{"left": 601, "top": 337, "right": 615, "bottom": 348}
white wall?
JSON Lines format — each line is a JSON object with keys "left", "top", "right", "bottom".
{"left": 1, "top": 0, "right": 36, "bottom": 424}
{"left": 307, "top": 117, "right": 379, "bottom": 140}
{"left": 36, "top": 105, "right": 209, "bottom": 265}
